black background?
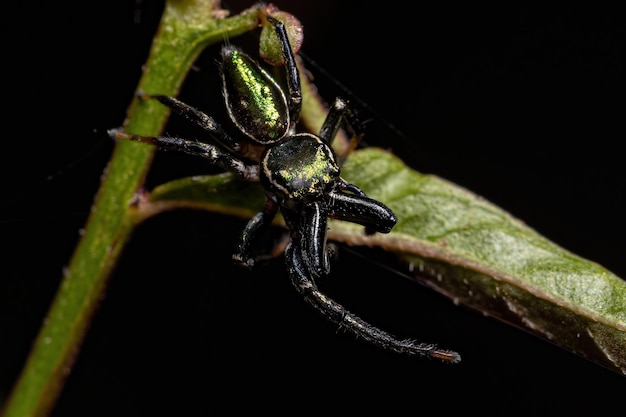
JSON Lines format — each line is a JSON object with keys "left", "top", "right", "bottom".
{"left": 2, "top": 1, "right": 624, "bottom": 415}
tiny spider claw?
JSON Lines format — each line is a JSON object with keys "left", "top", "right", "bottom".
{"left": 405, "top": 341, "right": 461, "bottom": 363}
{"left": 431, "top": 348, "right": 462, "bottom": 363}
{"left": 108, "top": 128, "right": 125, "bottom": 141}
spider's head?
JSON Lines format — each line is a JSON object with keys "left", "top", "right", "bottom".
{"left": 260, "top": 133, "right": 340, "bottom": 209}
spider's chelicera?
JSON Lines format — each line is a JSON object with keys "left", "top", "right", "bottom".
{"left": 111, "top": 13, "right": 460, "bottom": 363}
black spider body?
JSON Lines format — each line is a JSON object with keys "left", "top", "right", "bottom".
{"left": 111, "top": 11, "right": 460, "bottom": 363}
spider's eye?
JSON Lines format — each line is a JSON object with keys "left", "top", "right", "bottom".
{"left": 221, "top": 46, "right": 289, "bottom": 144}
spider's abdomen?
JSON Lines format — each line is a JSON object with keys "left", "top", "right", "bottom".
{"left": 221, "top": 45, "right": 289, "bottom": 145}
{"left": 261, "top": 133, "right": 340, "bottom": 208}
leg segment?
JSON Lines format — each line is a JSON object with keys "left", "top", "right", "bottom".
{"left": 264, "top": 15, "right": 302, "bottom": 125}
{"left": 319, "top": 97, "right": 365, "bottom": 164}
{"left": 140, "top": 94, "right": 242, "bottom": 153}
{"left": 285, "top": 242, "right": 461, "bottom": 362}
{"left": 109, "top": 129, "right": 259, "bottom": 181}
{"left": 280, "top": 204, "right": 331, "bottom": 278}
{"left": 327, "top": 189, "right": 397, "bottom": 234}
{"left": 298, "top": 202, "right": 331, "bottom": 277}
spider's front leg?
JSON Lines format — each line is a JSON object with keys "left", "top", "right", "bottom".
{"left": 328, "top": 184, "right": 397, "bottom": 235}
{"left": 285, "top": 240, "right": 461, "bottom": 362}
{"left": 281, "top": 182, "right": 458, "bottom": 360}
{"left": 288, "top": 202, "right": 332, "bottom": 278}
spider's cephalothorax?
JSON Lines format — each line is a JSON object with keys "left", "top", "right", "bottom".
{"left": 111, "top": 12, "right": 460, "bottom": 363}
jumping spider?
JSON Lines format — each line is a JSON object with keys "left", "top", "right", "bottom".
{"left": 111, "top": 11, "right": 460, "bottom": 363}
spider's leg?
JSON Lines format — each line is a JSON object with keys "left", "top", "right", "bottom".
{"left": 264, "top": 15, "right": 302, "bottom": 126}
{"left": 233, "top": 196, "right": 280, "bottom": 269}
{"left": 285, "top": 242, "right": 461, "bottom": 362}
{"left": 109, "top": 129, "right": 259, "bottom": 181}
{"left": 297, "top": 202, "right": 331, "bottom": 277}
{"left": 319, "top": 97, "right": 365, "bottom": 164}
{"left": 319, "top": 97, "right": 363, "bottom": 144}
{"left": 337, "top": 180, "right": 366, "bottom": 197}
{"left": 140, "top": 94, "right": 242, "bottom": 153}
{"left": 327, "top": 189, "right": 397, "bottom": 234}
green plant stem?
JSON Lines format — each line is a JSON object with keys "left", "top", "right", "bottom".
{"left": 1, "top": 2, "right": 260, "bottom": 416}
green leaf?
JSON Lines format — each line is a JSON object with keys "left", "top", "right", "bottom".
{"left": 145, "top": 147, "right": 626, "bottom": 376}
{"left": 339, "top": 147, "right": 626, "bottom": 376}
